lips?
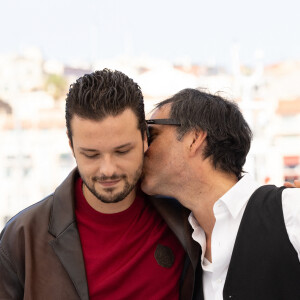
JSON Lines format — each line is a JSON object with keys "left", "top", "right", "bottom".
{"left": 97, "top": 179, "right": 121, "bottom": 187}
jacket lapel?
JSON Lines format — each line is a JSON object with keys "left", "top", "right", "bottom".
{"left": 50, "top": 224, "right": 89, "bottom": 300}
{"left": 48, "top": 169, "right": 89, "bottom": 300}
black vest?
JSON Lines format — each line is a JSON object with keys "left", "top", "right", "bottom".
{"left": 220, "top": 185, "right": 300, "bottom": 300}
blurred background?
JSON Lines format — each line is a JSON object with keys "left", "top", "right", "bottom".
{"left": 1, "top": 0, "right": 300, "bottom": 230}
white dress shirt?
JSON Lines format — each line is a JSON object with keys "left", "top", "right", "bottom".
{"left": 188, "top": 174, "right": 300, "bottom": 300}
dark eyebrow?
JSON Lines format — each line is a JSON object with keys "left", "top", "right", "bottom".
{"left": 79, "top": 147, "right": 98, "bottom": 152}
{"left": 114, "top": 143, "right": 132, "bottom": 150}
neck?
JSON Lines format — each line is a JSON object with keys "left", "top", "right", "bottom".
{"left": 178, "top": 169, "right": 238, "bottom": 237}
{"left": 186, "top": 169, "right": 238, "bottom": 263}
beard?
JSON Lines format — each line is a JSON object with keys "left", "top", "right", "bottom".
{"left": 79, "top": 161, "right": 143, "bottom": 204}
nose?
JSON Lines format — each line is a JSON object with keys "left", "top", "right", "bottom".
{"left": 99, "top": 155, "right": 117, "bottom": 178}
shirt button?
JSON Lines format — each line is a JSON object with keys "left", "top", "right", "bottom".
{"left": 217, "top": 279, "right": 222, "bottom": 283}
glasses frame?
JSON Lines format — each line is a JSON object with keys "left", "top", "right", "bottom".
{"left": 145, "top": 119, "right": 181, "bottom": 145}
{"left": 146, "top": 119, "right": 181, "bottom": 126}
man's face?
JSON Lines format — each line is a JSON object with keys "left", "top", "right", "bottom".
{"left": 141, "top": 104, "right": 186, "bottom": 197}
{"left": 70, "top": 109, "right": 147, "bottom": 208}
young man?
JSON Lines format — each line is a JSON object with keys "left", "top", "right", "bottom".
{"left": 142, "top": 88, "right": 300, "bottom": 300}
{"left": 0, "top": 70, "right": 199, "bottom": 299}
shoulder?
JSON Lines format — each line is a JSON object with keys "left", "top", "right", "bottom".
{"left": 248, "top": 184, "right": 285, "bottom": 208}
{"left": 250, "top": 184, "right": 299, "bottom": 209}
{"left": 1, "top": 168, "right": 78, "bottom": 240}
{"left": 0, "top": 194, "right": 55, "bottom": 273}
{"left": 282, "top": 187, "right": 300, "bottom": 205}
{"left": 0, "top": 194, "right": 54, "bottom": 242}
{"left": 147, "top": 195, "right": 189, "bottom": 219}
{"left": 2, "top": 194, "right": 53, "bottom": 232}
{"left": 145, "top": 194, "right": 194, "bottom": 245}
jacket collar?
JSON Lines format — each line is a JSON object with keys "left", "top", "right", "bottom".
{"left": 49, "top": 168, "right": 78, "bottom": 237}
{"left": 48, "top": 168, "right": 89, "bottom": 300}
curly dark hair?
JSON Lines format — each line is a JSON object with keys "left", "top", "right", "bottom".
{"left": 66, "top": 69, "right": 146, "bottom": 144}
{"left": 156, "top": 88, "right": 253, "bottom": 178}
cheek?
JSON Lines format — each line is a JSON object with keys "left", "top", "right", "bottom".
{"left": 76, "top": 157, "right": 98, "bottom": 176}
{"left": 145, "top": 146, "right": 158, "bottom": 162}
{"left": 145, "top": 146, "right": 167, "bottom": 169}
{"left": 125, "top": 159, "right": 143, "bottom": 174}
{"left": 78, "top": 165, "right": 93, "bottom": 179}
{"left": 118, "top": 151, "right": 144, "bottom": 174}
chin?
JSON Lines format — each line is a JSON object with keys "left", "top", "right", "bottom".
{"left": 140, "top": 179, "right": 155, "bottom": 196}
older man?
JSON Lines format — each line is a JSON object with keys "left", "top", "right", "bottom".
{"left": 142, "top": 88, "right": 300, "bottom": 300}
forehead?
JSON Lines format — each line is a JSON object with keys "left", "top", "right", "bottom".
{"left": 71, "top": 109, "right": 139, "bottom": 131}
{"left": 70, "top": 109, "right": 141, "bottom": 146}
{"left": 148, "top": 104, "right": 179, "bottom": 138}
{"left": 151, "top": 104, "right": 171, "bottom": 119}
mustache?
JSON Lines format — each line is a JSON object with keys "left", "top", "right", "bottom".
{"left": 92, "top": 174, "right": 126, "bottom": 181}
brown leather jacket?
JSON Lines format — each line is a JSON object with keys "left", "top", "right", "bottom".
{"left": 0, "top": 169, "right": 200, "bottom": 300}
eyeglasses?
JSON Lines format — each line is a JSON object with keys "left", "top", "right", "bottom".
{"left": 146, "top": 119, "right": 181, "bottom": 126}
{"left": 145, "top": 119, "right": 181, "bottom": 145}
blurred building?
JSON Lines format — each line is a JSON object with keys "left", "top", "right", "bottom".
{"left": 0, "top": 51, "right": 299, "bottom": 230}
{"left": 0, "top": 49, "right": 75, "bottom": 229}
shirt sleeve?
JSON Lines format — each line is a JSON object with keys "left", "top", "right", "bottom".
{"left": 282, "top": 187, "right": 300, "bottom": 262}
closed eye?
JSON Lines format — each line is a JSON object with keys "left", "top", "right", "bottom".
{"left": 148, "top": 134, "right": 156, "bottom": 144}
{"left": 83, "top": 153, "right": 99, "bottom": 159}
{"left": 116, "top": 149, "right": 130, "bottom": 155}
{"left": 147, "top": 127, "right": 158, "bottom": 145}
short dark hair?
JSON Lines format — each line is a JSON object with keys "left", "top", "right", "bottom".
{"left": 66, "top": 69, "right": 146, "bottom": 144}
{"left": 156, "top": 88, "right": 253, "bottom": 178}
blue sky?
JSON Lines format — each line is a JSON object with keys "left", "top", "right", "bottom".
{"left": 1, "top": 0, "right": 299, "bottom": 68}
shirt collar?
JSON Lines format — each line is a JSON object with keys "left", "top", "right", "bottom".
{"left": 219, "top": 173, "right": 259, "bottom": 219}
{"left": 188, "top": 211, "right": 199, "bottom": 230}
{"left": 188, "top": 174, "right": 259, "bottom": 228}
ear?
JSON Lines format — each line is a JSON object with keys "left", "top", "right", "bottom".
{"left": 188, "top": 129, "right": 207, "bottom": 156}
